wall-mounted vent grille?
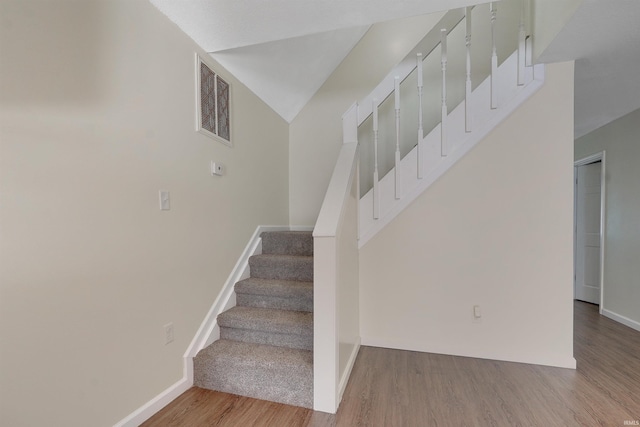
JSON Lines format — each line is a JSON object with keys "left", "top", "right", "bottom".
{"left": 196, "top": 54, "right": 231, "bottom": 146}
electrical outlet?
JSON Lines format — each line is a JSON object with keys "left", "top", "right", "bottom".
{"left": 164, "top": 322, "right": 174, "bottom": 345}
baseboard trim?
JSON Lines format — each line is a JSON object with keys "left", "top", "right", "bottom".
{"left": 361, "top": 336, "right": 576, "bottom": 370}
{"left": 338, "top": 338, "right": 361, "bottom": 403}
{"left": 113, "top": 225, "right": 298, "bottom": 427}
{"left": 602, "top": 308, "right": 640, "bottom": 333}
{"left": 184, "top": 225, "right": 292, "bottom": 360}
{"left": 113, "top": 376, "right": 190, "bottom": 427}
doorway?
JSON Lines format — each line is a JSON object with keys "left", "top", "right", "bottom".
{"left": 574, "top": 152, "right": 606, "bottom": 310}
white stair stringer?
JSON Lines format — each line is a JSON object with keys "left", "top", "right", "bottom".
{"left": 359, "top": 51, "right": 545, "bottom": 248}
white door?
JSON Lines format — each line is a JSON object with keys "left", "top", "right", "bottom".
{"left": 575, "top": 162, "right": 602, "bottom": 304}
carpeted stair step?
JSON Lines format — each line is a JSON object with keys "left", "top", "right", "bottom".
{"left": 261, "top": 231, "right": 313, "bottom": 256}
{"left": 249, "top": 254, "right": 313, "bottom": 282}
{"left": 218, "top": 306, "right": 313, "bottom": 350}
{"left": 194, "top": 339, "right": 313, "bottom": 408}
{"left": 235, "top": 277, "right": 313, "bottom": 312}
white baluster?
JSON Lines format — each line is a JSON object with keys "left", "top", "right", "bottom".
{"left": 372, "top": 99, "right": 380, "bottom": 220}
{"left": 517, "top": 0, "right": 526, "bottom": 85}
{"left": 394, "top": 76, "right": 401, "bottom": 199}
{"left": 417, "top": 53, "right": 424, "bottom": 179}
{"left": 490, "top": 2, "right": 498, "bottom": 109}
{"left": 465, "top": 7, "right": 472, "bottom": 133}
{"left": 441, "top": 29, "right": 448, "bottom": 157}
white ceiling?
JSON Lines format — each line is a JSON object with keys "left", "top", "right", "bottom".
{"left": 538, "top": 0, "right": 640, "bottom": 138}
{"left": 150, "top": 0, "right": 490, "bottom": 122}
{"left": 151, "top": 0, "right": 640, "bottom": 134}
{"left": 210, "top": 26, "right": 370, "bottom": 123}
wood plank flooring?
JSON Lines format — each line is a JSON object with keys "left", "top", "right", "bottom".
{"left": 142, "top": 302, "right": 640, "bottom": 426}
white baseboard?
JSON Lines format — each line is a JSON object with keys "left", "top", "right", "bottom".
{"left": 113, "top": 376, "right": 190, "bottom": 427}
{"left": 602, "top": 308, "right": 640, "bottom": 333}
{"left": 338, "top": 338, "right": 361, "bottom": 403}
{"left": 184, "top": 225, "right": 291, "bottom": 358}
{"left": 113, "top": 225, "right": 295, "bottom": 427}
{"left": 361, "top": 336, "right": 576, "bottom": 370}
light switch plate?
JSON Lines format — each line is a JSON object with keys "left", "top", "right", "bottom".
{"left": 159, "top": 191, "right": 170, "bottom": 210}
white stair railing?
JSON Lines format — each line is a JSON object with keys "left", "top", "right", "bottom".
{"left": 316, "top": 0, "right": 542, "bottom": 413}
{"left": 343, "top": 0, "right": 541, "bottom": 246}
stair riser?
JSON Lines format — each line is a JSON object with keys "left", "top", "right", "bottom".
{"left": 220, "top": 326, "right": 313, "bottom": 350}
{"left": 236, "top": 293, "right": 313, "bottom": 312}
{"left": 249, "top": 257, "right": 313, "bottom": 282}
{"left": 261, "top": 232, "right": 313, "bottom": 256}
{"left": 194, "top": 358, "right": 312, "bottom": 408}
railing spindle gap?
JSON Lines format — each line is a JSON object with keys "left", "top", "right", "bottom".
{"left": 465, "top": 7, "right": 472, "bottom": 133}
{"left": 441, "top": 29, "right": 448, "bottom": 156}
{"left": 372, "top": 99, "right": 380, "bottom": 220}
{"left": 490, "top": 2, "right": 498, "bottom": 109}
{"left": 394, "top": 76, "right": 401, "bottom": 199}
{"left": 417, "top": 53, "right": 424, "bottom": 179}
{"left": 517, "top": 0, "right": 526, "bottom": 85}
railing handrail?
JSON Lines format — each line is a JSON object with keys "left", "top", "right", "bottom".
{"left": 313, "top": 142, "right": 359, "bottom": 238}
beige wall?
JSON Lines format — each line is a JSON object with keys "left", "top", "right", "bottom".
{"left": 0, "top": 1, "right": 289, "bottom": 426}
{"left": 359, "top": 62, "right": 576, "bottom": 368}
{"left": 288, "top": 12, "right": 445, "bottom": 227}
{"left": 575, "top": 108, "right": 640, "bottom": 328}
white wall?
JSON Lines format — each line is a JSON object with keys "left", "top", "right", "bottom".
{"left": 288, "top": 12, "right": 445, "bottom": 227}
{"left": 0, "top": 1, "right": 289, "bottom": 426}
{"left": 575, "top": 108, "right": 640, "bottom": 330}
{"left": 359, "top": 62, "right": 576, "bottom": 369}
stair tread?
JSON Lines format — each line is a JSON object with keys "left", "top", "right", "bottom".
{"left": 235, "top": 277, "right": 313, "bottom": 297}
{"left": 194, "top": 339, "right": 313, "bottom": 408}
{"left": 251, "top": 254, "right": 313, "bottom": 261}
{"left": 218, "top": 306, "right": 313, "bottom": 335}
{"left": 197, "top": 339, "right": 313, "bottom": 368}
{"left": 249, "top": 254, "right": 314, "bottom": 281}
{"left": 261, "top": 231, "right": 313, "bottom": 256}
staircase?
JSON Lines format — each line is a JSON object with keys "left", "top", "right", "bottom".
{"left": 191, "top": 1, "right": 538, "bottom": 415}
{"left": 193, "top": 231, "right": 314, "bottom": 408}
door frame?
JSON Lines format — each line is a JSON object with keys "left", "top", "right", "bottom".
{"left": 574, "top": 151, "right": 606, "bottom": 313}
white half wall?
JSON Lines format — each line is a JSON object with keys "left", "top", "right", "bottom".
{"left": 575, "top": 108, "right": 640, "bottom": 332}
{"left": 0, "top": 1, "right": 289, "bottom": 426}
{"left": 359, "top": 62, "right": 576, "bottom": 369}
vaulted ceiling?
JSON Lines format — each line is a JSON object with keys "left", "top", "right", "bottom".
{"left": 150, "top": 0, "right": 640, "bottom": 137}
{"left": 537, "top": 0, "right": 640, "bottom": 138}
{"left": 149, "top": 0, "right": 490, "bottom": 122}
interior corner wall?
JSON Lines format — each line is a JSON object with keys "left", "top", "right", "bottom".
{"left": 575, "top": 108, "right": 640, "bottom": 330}
{"left": 0, "top": 1, "right": 289, "bottom": 426}
{"left": 532, "top": 0, "right": 583, "bottom": 61}
{"left": 359, "top": 62, "right": 576, "bottom": 369}
{"left": 288, "top": 12, "right": 445, "bottom": 227}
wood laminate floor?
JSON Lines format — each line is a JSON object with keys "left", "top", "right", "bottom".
{"left": 142, "top": 301, "right": 640, "bottom": 426}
